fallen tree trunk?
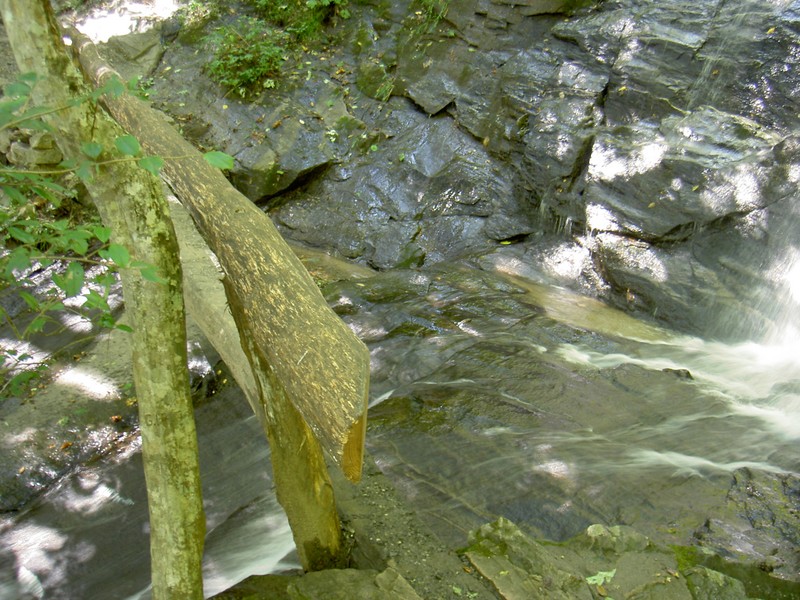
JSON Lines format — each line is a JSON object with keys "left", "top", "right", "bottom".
{"left": 165, "top": 193, "right": 261, "bottom": 421}
{"left": 70, "top": 31, "right": 369, "bottom": 482}
{"left": 166, "top": 192, "right": 343, "bottom": 569}
{"left": 68, "top": 28, "right": 370, "bottom": 570}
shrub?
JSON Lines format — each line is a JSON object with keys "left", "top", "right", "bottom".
{"left": 417, "top": 0, "right": 449, "bottom": 25}
{"left": 207, "top": 17, "right": 288, "bottom": 98}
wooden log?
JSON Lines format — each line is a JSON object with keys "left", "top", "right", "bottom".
{"left": 167, "top": 192, "right": 344, "bottom": 569}
{"left": 165, "top": 193, "right": 261, "bottom": 422}
{"left": 69, "top": 30, "right": 370, "bottom": 484}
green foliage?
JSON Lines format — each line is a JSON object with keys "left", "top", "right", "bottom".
{"left": 0, "top": 71, "right": 235, "bottom": 399}
{"left": 251, "top": 0, "right": 350, "bottom": 39}
{"left": 417, "top": 0, "right": 449, "bottom": 25}
{"left": 204, "top": 0, "right": 350, "bottom": 97}
{"left": 206, "top": 17, "right": 288, "bottom": 98}
{"left": 0, "top": 72, "right": 233, "bottom": 399}
{"left": 203, "top": 150, "right": 235, "bottom": 170}
{"left": 176, "top": 0, "right": 221, "bottom": 29}
{"left": 0, "top": 71, "right": 123, "bottom": 396}
{"left": 114, "top": 134, "right": 141, "bottom": 157}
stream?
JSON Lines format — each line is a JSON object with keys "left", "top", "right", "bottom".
{"left": 339, "top": 263, "right": 800, "bottom": 561}
{"left": 2, "top": 259, "right": 798, "bottom": 598}
{"left": 1, "top": 0, "right": 800, "bottom": 597}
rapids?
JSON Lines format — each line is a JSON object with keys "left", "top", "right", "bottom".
{"left": 1, "top": 0, "right": 799, "bottom": 597}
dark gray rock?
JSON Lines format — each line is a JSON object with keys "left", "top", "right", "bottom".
{"left": 231, "top": 99, "right": 337, "bottom": 200}
{"left": 136, "top": 0, "right": 800, "bottom": 336}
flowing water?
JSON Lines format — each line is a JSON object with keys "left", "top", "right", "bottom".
{"left": 362, "top": 264, "right": 800, "bottom": 533}
{"left": 3, "top": 258, "right": 797, "bottom": 597}
{"left": 0, "top": 384, "right": 297, "bottom": 600}
{"left": 2, "top": 0, "right": 799, "bottom": 597}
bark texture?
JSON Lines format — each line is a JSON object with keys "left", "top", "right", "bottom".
{"left": 71, "top": 31, "right": 370, "bottom": 484}
{"left": 166, "top": 194, "right": 260, "bottom": 416}
{"left": 168, "top": 193, "right": 343, "bottom": 568}
{"left": 0, "top": 2, "right": 205, "bottom": 597}
{"left": 69, "top": 27, "right": 370, "bottom": 569}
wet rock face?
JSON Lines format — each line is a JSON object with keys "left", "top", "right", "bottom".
{"left": 347, "top": 0, "right": 795, "bottom": 337}
{"left": 324, "top": 263, "right": 800, "bottom": 586}
{"left": 145, "top": 0, "right": 800, "bottom": 338}
{"left": 386, "top": 0, "right": 800, "bottom": 338}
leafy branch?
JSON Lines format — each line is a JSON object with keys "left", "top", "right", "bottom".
{"left": 0, "top": 71, "right": 233, "bottom": 399}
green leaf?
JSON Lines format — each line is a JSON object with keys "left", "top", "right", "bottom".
{"left": 52, "top": 261, "right": 84, "bottom": 297}
{"left": 0, "top": 97, "right": 27, "bottom": 125}
{"left": 49, "top": 219, "right": 70, "bottom": 232}
{"left": 27, "top": 315, "right": 48, "bottom": 334}
{"left": 8, "top": 226, "right": 36, "bottom": 244}
{"left": 1, "top": 185, "right": 27, "bottom": 205}
{"left": 115, "top": 323, "right": 133, "bottom": 333}
{"left": 83, "top": 289, "right": 110, "bottom": 312}
{"left": 7, "top": 370, "right": 40, "bottom": 396}
{"left": 5, "top": 247, "right": 31, "bottom": 274}
{"left": 92, "top": 270, "right": 116, "bottom": 289}
{"left": 3, "top": 81, "right": 32, "bottom": 98}
{"left": 18, "top": 291, "right": 40, "bottom": 311}
{"left": 203, "top": 151, "right": 234, "bottom": 170}
{"left": 61, "top": 228, "right": 93, "bottom": 242}
{"left": 65, "top": 262, "right": 85, "bottom": 297}
{"left": 67, "top": 237, "right": 89, "bottom": 255}
{"left": 81, "top": 141, "right": 103, "bottom": 159}
{"left": 99, "top": 243, "right": 130, "bottom": 267}
{"left": 31, "top": 185, "right": 57, "bottom": 205}
{"left": 34, "top": 177, "right": 70, "bottom": 193}
{"left": 16, "top": 119, "right": 50, "bottom": 132}
{"left": 76, "top": 161, "right": 95, "bottom": 182}
{"left": 114, "top": 134, "right": 141, "bottom": 157}
{"left": 126, "top": 75, "right": 142, "bottom": 91}
{"left": 137, "top": 155, "right": 164, "bottom": 176}
{"left": 139, "top": 264, "right": 167, "bottom": 284}
{"left": 102, "top": 76, "right": 126, "bottom": 98}
{"left": 18, "top": 72, "right": 38, "bottom": 85}
{"left": 92, "top": 225, "right": 112, "bottom": 243}
{"left": 98, "top": 313, "right": 115, "bottom": 328}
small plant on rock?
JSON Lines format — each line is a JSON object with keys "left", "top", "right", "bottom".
{"left": 176, "top": 0, "right": 221, "bottom": 30}
{"left": 207, "top": 17, "right": 288, "bottom": 98}
{"left": 250, "top": 0, "right": 350, "bottom": 41}
{"left": 418, "top": 0, "right": 449, "bottom": 23}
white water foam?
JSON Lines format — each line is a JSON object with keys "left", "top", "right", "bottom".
{"left": 557, "top": 333, "right": 800, "bottom": 445}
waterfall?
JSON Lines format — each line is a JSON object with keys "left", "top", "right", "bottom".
{"left": 686, "top": 0, "right": 794, "bottom": 111}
